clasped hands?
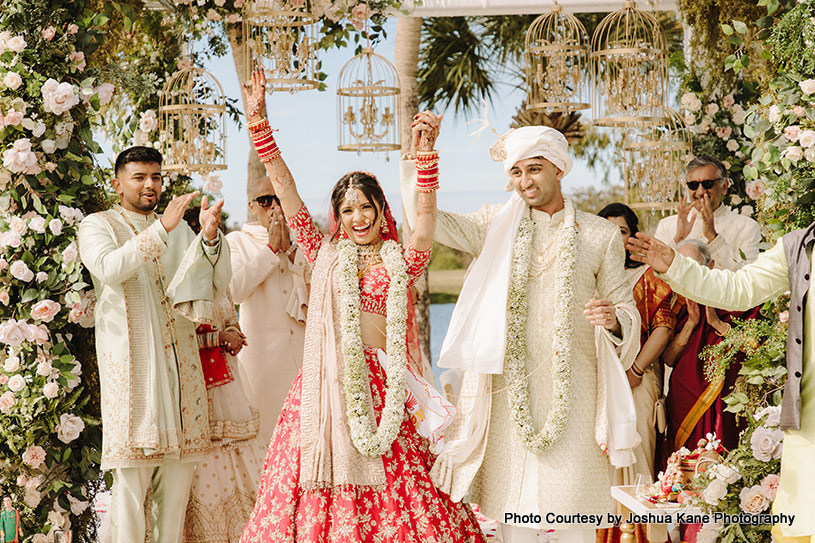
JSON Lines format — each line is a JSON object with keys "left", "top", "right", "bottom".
{"left": 160, "top": 191, "right": 225, "bottom": 241}
{"left": 674, "top": 195, "right": 717, "bottom": 244}
{"left": 219, "top": 329, "right": 248, "bottom": 356}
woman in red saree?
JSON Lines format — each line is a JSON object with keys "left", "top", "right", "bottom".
{"left": 239, "top": 69, "right": 484, "bottom": 543}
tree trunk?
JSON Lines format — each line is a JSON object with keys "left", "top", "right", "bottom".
{"left": 396, "top": 17, "right": 434, "bottom": 382}
{"left": 227, "top": 24, "right": 266, "bottom": 221}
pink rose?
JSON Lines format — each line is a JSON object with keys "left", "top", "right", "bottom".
{"left": 67, "top": 24, "right": 78, "bottom": 35}
{"left": 41, "top": 79, "right": 79, "bottom": 115}
{"left": 56, "top": 413, "right": 85, "bottom": 443}
{"left": 67, "top": 51, "right": 86, "bottom": 71}
{"left": 794, "top": 106, "right": 806, "bottom": 117}
{"left": 31, "top": 300, "right": 61, "bottom": 323}
{"left": 0, "top": 258, "right": 6, "bottom": 271}
{"left": 739, "top": 485, "right": 770, "bottom": 513}
{"left": 745, "top": 180, "right": 764, "bottom": 200}
{"left": 751, "top": 426, "right": 783, "bottom": 461}
{"left": 226, "top": 13, "right": 241, "bottom": 24}
{"left": 22, "top": 445, "right": 46, "bottom": 469}
{"left": 4, "top": 110, "right": 23, "bottom": 126}
{"left": 0, "top": 391, "right": 15, "bottom": 413}
{"left": 784, "top": 125, "right": 801, "bottom": 142}
{"left": 3, "top": 138, "right": 39, "bottom": 174}
{"left": 351, "top": 3, "right": 370, "bottom": 30}
{"left": 779, "top": 310, "right": 789, "bottom": 323}
{"left": 61, "top": 242, "right": 78, "bottom": 264}
{"left": 138, "top": 110, "right": 158, "bottom": 133}
{"left": 67, "top": 303, "right": 83, "bottom": 323}
{"left": 31, "top": 324, "right": 49, "bottom": 345}
{"left": 723, "top": 94, "right": 735, "bottom": 108}
{"left": 0, "top": 232, "right": 19, "bottom": 249}
{"left": 715, "top": 126, "right": 732, "bottom": 140}
{"left": 760, "top": 474, "right": 780, "bottom": 500}
{"left": 41, "top": 26, "right": 56, "bottom": 41}
{"left": 0, "top": 291, "right": 9, "bottom": 306}
{"left": 0, "top": 374, "right": 7, "bottom": 385}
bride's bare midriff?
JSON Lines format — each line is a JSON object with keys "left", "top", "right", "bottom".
{"left": 360, "top": 311, "right": 387, "bottom": 351}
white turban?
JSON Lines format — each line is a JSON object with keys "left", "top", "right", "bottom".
{"left": 491, "top": 126, "right": 573, "bottom": 178}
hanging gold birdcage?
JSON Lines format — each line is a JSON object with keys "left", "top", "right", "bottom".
{"left": 158, "top": 63, "right": 227, "bottom": 174}
{"left": 590, "top": 0, "right": 669, "bottom": 126}
{"left": 243, "top": 0, "right": 319, "bottom": 93}
{"left": 337, "top": 47, "right": 400, "bottom": 153}
{"left": 623, "top": 107, "right": 691, "bottom": 210}
{"left": 524, "top": 2, "right": 589, "bottom": 112}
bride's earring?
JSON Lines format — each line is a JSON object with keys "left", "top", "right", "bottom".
{"left": 380, "top": 216, "right": 389, "bottom": 236}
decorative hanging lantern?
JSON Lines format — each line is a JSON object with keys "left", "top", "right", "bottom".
{"left": 524, "top": 2, "right": 589, "bottom": 113}
{"left": 590, "top": 0, "right": 669, "bottom": 126}
{"left": 243, "top": 0, "right": 319, "bottom": 93}
{"left": 337, "top": 47, "right": 400, "bottom": 153}
{"left": 623, "top": 107, "right": 691, "bottom": 210}
{"left": 158, "top": 63, "right": 227, "bottom": 175}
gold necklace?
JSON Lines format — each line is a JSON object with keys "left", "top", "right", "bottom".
{"left": 357, "top": 241, "right": 383, "bottom": 279}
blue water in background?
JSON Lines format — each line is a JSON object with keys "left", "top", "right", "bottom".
{"left": 429, "top": 303, "right": 455, "bottom": 386}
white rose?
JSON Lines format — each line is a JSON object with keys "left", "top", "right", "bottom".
{"left": 40, "top": 139, "right": 56, "bottom": 154}
{"left": 711, "top": 463, "right": 741, "bottom": 484}
{"left": 21, "top": 118, "right": 34, "bottom": 131}
{"left": 732, "top": 109, "right": 746, "bottom": 125}
{"left": 703, "top": 477, "right": 727, "bottom": 505}
{"left": 785, "top": 146, "right": 804, "bottom": 162}
{"left": 23, "top": 487, "right": 41, "bottom": 508}
{"left": 9, "top": 260, "right": 34, "bottom": 282}
{"left": 56, "top": 413, "right": 85, "bottom": 443}
{"left": 0, "top": 319, "right": 27, "bottom": 347}
{"left": 707, "top": 103, "right": 720, "bottom": 116}
{"left": 741, "top": 205, "right": 754, "bottom": 216}
{"left": 3, "top": 354, "right": 20, "bottom": 372}
{"left": 36, "top": 359, "right": 53, "bottom": 376}
{"left": 680, "top": 92, "right": 695, "bottom": 108}
{"left": 7, "top": 374, "right": 26, "bottom": 392}
{"left": 35, "top": 271, "right": 47, "bottom": 283}
{"left": 799, "top": 130, "right": 815, "bottom": 148}
{"left": 32, "top": 120, "right": 46, "bottom": 138}
{"left": 41, "top": 78, "right": 79, "bottom": 115}
{"left": 806, "top": 147, "right": 815, "bottom": 162}
{"left": 202, "top": 172, "right": 223, "bottom": 193}
{"left": 55, "top": 134, "right": 70, "bottom": 150}
{"left": 799, "top": 78, "right": 815, "bottom": 95}
{"left": 67, "top": 494, "right": 89, "bottom": 515}
{"left": 755, "top": 405, "right": 782, "bottom": 427}
{"left": 48, "top": 218, "right": 62, "bottom": 235}
{"left": 139, "top": 110, "right": 158, "bottom": 133}
{"left": 3, "top": 71, "right": 22, "bottom": 90}
{"left": 9, "top": 215, "right": 27, "bottom": 235}
{"left": 739, "top": 485, "right": 770, "bottom": 513}
{"left": 726, "top": 139, "right": 740, "bottom": 152}
{"left": 61, "top": 241, "right": 78, "bottom": 264}
{"left": 133, "top": 129, "right": 149, "bottom": 146}
{"left": 6, "top": 36, "right": 26, "bottom": 53}
{"left": 687, "top": 97, "right": 702, "bottom": 112}
{"left": 42, "top": 381, "right": 59, "bottom": 399}
{"left": 94, "top": 82, "right": 115, "bottom": 106}
{"left": 730, "top": 194, "right": 743, "bottom": 205}
{"left": 2, "top": 138, "right": 39, "bottom": 174}
{"left": 27, "top": 216, "right": 45, "bottom": 233}
{"left": 684, "top": 112, "right": 696, "bottom": 125}
{"left": 751, "top": 425, "right": 783, "bottom": 461}
{"left": 768, "top": 105, "right": 782, "bottom": 123}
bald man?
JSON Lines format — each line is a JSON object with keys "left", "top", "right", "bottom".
{"left": 226, "top": 177, "right": 310, "bottom": 448}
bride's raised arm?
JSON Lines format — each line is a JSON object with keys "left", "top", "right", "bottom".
{"left": 409, "top": 111, "right": 442, "bottom": 253}
{"left": 242, "top": 67, "right": 305, "bottom": 218}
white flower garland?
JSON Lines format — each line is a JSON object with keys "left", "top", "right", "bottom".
{"left": 504, "top": 198, "right": 578, "bottom": 454}
{"left": 337, "top": 239, "right": 410, "bottom": 457}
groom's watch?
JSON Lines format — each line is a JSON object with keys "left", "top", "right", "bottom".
{"left": 284, "top": 243, "right": 297, "bottom": 257}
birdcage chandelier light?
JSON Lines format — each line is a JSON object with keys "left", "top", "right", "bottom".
{"left": 337, "top": 47, "right": 400, "bottom": 153}
{"left": 524, "top": 2, "right": 589, "bottom": 113}
{"left": 623, "top": 107, "right": 691, "bottom": 210}
{"left": 243, "top": 0, "right": 319, "bottom": 93}
{"left": 590, "top": 0, "right": 669, "bottom": 126}
{"left": 158, "top": 62, "right": 227, "bottom": 175}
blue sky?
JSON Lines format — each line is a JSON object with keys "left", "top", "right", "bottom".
{"left": 109, "top": 19, "right": 621, "bottom": 227}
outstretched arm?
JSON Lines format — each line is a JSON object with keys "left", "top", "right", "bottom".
{"left": 242, "top": 67, "right": 304, "bottom": 218}
{"left": 409, "top": 110, "right": 442, "bottom": 252}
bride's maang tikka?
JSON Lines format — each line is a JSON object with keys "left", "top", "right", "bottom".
{"left": 344, "top": 183, "right": 360, "bottom": 205}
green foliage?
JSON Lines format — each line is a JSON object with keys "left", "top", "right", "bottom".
{"left": 766, "top": 2, "right": 815, "bottom": 77}
{"left": 428, "top": 241, "right": 471, "bottom": 271}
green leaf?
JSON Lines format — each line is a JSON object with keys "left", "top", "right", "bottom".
{"left": 722, "top": 24, "right": 734, "bottom": 35}
{"left": 756, "top": 16, "right": 774, "bottom": 28}
{"left": 733, "top": 20, "right": 748, "bottom": 34}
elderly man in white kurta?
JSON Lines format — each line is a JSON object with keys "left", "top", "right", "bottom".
{"left": 401, "top": 127, "right": 640, "bottom": 543}
{"left": 78, "top": 147, "right": 230, "bottom": 543}
{"left": 654, "top": 155, "right": 760, "bottom": 271}
{"left": 226, "top": 176, "right": 309, "bottom": 447}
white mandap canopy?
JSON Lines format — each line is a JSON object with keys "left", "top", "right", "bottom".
{"left": 402, "top": 0, "right": 678, "bottom": 16}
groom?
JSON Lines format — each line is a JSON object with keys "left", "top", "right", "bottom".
{"left": 401, "top": 126, "right": 640, "bottom": 543}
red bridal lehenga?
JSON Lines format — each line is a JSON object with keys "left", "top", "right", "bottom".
{"left": 240, "top": 203, "right": 485, "bottom": 543}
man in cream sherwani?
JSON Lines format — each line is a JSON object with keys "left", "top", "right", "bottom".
{"left": 401, "top": 127, "right": 640, "bottom": 543}
{"left": 226, "top": 176, "right": 309, "bottom": 448}
{"left": 78, "top": 146, "right": 230, "bottom": 543}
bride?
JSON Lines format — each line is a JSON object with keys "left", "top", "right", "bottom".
{"left": 239, "top": 68, "right": 485, "bottom": 542}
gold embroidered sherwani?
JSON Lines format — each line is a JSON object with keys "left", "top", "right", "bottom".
{"left": 78, "top": 206, "right": 231, "bottom": 469}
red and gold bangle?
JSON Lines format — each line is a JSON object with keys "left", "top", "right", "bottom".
{"left": 250, "top": 123, "right": 282, "bottom": 162}
{"left": 416, "top": 150, "right": 439, "bottom": 170}
{"left": 416, "top": 150, "right": 439, "bottom": 193}
{"left": 248, "top": 118, "right": 270, "bottom": 133}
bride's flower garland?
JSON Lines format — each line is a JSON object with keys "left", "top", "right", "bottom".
{"left": 504, "top": 198, "right": 578, "bottom": 454}
{"left": 337, "top": 239, "right": 409, "bottom": 456}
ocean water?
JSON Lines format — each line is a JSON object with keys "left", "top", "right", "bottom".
{"left": 429, "top": 303, "right": 456, "bottom": 385}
